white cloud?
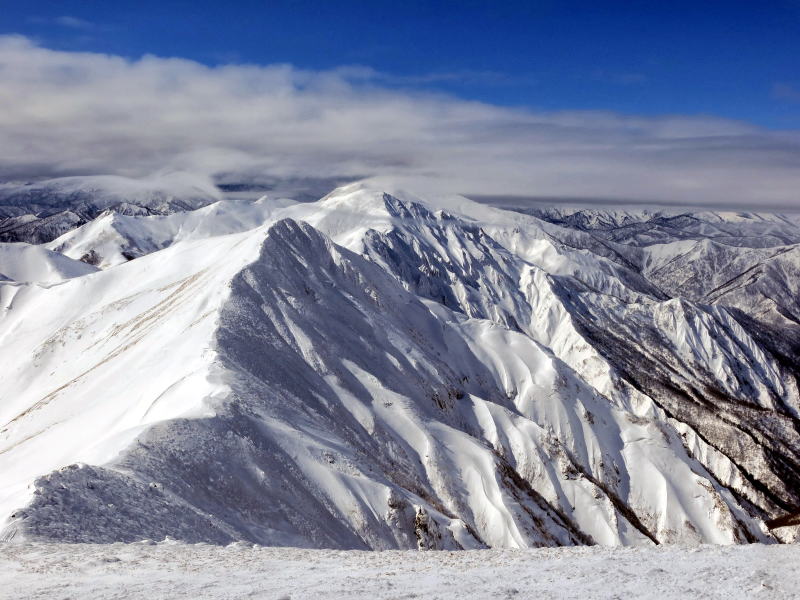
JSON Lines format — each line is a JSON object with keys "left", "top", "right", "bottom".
{"left": 0, "top": 35, "right": 798, "bottom": 208}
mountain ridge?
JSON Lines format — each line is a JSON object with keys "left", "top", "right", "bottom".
{"left": 0, "top": 183, "right": 798, "bottom": 547}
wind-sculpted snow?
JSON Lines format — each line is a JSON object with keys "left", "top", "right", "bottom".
{"left": 0, "top": 183, "right": 799, "bottom": 548}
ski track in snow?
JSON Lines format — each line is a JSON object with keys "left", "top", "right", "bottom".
{"left": 1, "top": 542, "right": 797, "bottom": 599}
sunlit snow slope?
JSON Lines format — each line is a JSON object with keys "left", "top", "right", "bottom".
{"left": 1, "top": 183, "right": 798, "bottom": 548}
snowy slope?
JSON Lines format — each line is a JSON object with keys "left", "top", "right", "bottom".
{"left": 0, "top": 183, "right": 798, "bottom": 548}
{"left": 1, "top": 542, "right": 798, "bottom": 599}
{"left": 0, "top": 243, "right": 98, "bottom": 283}
{"left": 45, "top": 196, "right": 296, "bottom": 268}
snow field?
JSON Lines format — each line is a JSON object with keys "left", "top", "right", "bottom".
{"left": 1, "top": 542, "right": 797, "bottom": 599}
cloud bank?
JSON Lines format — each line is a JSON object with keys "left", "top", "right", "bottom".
{"left": 1, "top": 35, "right": 799, "bottom": 208}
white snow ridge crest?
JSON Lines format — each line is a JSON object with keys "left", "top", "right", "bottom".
{"left": 1, "top": 184, "right": 799, "bottom": 548}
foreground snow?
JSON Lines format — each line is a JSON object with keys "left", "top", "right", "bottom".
{"left": 1, "top": 542, "right": 797, "bottom": 599}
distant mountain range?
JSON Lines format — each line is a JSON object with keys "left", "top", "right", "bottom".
{"left": 0, "top": 174, "right": 221, "bottom": 245}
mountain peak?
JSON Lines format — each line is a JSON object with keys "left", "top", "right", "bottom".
{"left": 1, "top": 183, "right": 799, "bottom": 547}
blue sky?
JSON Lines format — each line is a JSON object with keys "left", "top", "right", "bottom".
{"left": 1, "top": 2, "right": 799, "bottom": 206}
{"left": 7, "top": 0, "right": 800, "bottom": 128}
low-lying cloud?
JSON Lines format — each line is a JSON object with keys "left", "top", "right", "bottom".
{"left": 1, "top": 35, "right": 799, "bottom": 209}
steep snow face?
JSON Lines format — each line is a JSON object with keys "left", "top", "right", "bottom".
{"left": 0, "top": 219, "right": 590, "bottom": 548}
{"left": 0, "top": 184, "right": 798, "bottom": 548}
{"left": 0, "top": 228, "right": 271, "bottom": 536}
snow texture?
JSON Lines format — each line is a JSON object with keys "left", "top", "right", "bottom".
{"left": 0, "top": 541, "right": 797, "bottom": 599}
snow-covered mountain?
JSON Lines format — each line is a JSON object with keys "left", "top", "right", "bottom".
{"left": 0, "top": 174, "right": 220, "bottom": 245}
{"left": 1, "top": 183, "right": 798, "bottom": 548}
